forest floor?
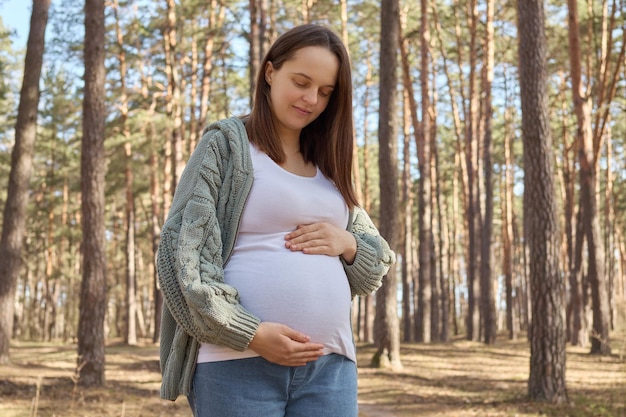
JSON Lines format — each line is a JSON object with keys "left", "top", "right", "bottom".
{"left": 0, "top": 332, "right": 625, "bottom": 417}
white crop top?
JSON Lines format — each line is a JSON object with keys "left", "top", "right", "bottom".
{"left": 197, "top": 143, "right": 355, "bottom": 363}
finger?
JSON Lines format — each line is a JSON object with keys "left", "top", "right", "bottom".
{"left": 297, "top": 341, "right": 325, "bottom": 351}
{"left": 281, "top": 326, "right": 313, "bottom": 343}
{"left": 286, "top": 241, "right": 315, "bottom": 252}
{"left": 300, "top": 244, "right": 329, "bottom": 254}
{"left": 285, "top": 223, "right": 319, "bottom": 240}
{"left": 284, "top": 226, "right": 307, "bottom": 240}
{"left": 282, "top": 345, "right": 325, "bottom": 365}
{"left": 292, "top": 348, "right": 324, "bottom": 362}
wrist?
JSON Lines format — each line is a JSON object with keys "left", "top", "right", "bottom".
{"left": 341, "top": 234, "right": 357, "bottom": 264}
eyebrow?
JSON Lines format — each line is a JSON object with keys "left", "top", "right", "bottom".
{"left": 291, "top": 72, "right": 335, "bottom": 88}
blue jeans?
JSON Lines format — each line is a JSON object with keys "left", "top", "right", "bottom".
{"left": 188, "top": 354, "right": 358, "bottom": 417}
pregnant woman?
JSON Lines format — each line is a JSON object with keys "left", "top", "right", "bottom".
{"left": 156, "top": 24, "right": 395, "bottom": 417}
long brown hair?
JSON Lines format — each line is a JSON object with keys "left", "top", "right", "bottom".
{"left": 245, "top": 24, "right": 358, "bottom": 209}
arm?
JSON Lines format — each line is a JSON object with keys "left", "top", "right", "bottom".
{"left": 342, "top": 206, "right": 395, "bottom": 297}
{"left": 283, "top": 206, "right": 395, "bottom": 297}
{"left": 157, "top": 134, "right": 260, "bottom": 351}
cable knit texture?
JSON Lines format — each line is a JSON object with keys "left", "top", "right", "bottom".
{"left": 157, "top": 116, "right": 395, "bottom": 401}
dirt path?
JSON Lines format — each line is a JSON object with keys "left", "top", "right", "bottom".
{"left": 1, "top": 335, "right": 625, "bottom": 417}
{"left": 359, "top": 403, "right": 398, "bottom": 417}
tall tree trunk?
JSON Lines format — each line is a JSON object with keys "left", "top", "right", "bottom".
{"left": 398, "top": 16, "right": 416, "bottom": 342}
{"left": 451, "top": 152, "right": 461, "bottom": 337}
{"left": 249, "top": 0, "right": 260, "bottom": 106}
{"left": 556, "top": 71, "right": 586, "bottom": 346}
{"left": 480, "top": 0, "right": 496, "bottom": 345}
{"left": 465, "top": 0, "right": 480, "bottom": 342}
{"left": 502, "top": 86, "right": 517, "bottom": 340}
{"left": 43, "top": 139, "right": 58, "bottom": 341}
{"left": 616, "top": 226, "right": 626, "bottom": 303}
{"left": 398, "top": 28, "right": 419, "bottom": 343}
{"left": 113, "top": 0, "right": 137, "bottom": 346}
{"left": 138, "top": 39, "right": 164, "bottom": 343}
{"left": 360, "top": 47, "right": 375, "bottom": 344}
{"left": 198, "top": 0, "right": 223, "bottom": 135}
{"left": 340, "top": 0, "right": 363, "bottom": 210}
{"left": 372, "top": 0, "right": 402, "bottom": 371}
{"left": 361, "top": 44, "right": 374, "bottom": 216}
{"left": 164, "top": 0, "right": 184, "bottom": 191}
{"left": 431, "top": 90, "right": 448, "bottom": 343}
{"left": 401, "top": 88, "right": 413, "bottom": 342}
{"left": 0, "top": 0, "right": 50, "bottom": 364}
{"left": 517, "top": 0, "right": 568, "bottom": 403}
{"left": 591, "top": 0, "right": 625, "bottom": 151}
{"left": 78, "top": 0, "right": 107, "bottom": 387}
{"left": 188, "top": 22, "right": 199, "bottom": 153}
{"left": 604, "top": 130, "right": 615, "bottom": 330}
{"left": 429, "top": 75, "right": 440, "bottom": 343}
{"left": 566, "top": 0, "right": 611, "bottom": 356}
{"left": 60, "top": 177, "right": 71, "bottom": 341}
{"left": 415, "top": 0, "right": 433, "bottom": 344}
{"left": 149, "top": 124, "right": 163, "bottom": 343}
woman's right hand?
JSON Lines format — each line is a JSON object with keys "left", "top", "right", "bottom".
{"left": 248, "top": 322, "right": 324, "bottom": 366}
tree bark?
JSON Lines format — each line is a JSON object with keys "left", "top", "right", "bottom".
{"left": 430, "top": 84, "right": 449, "bottom": 342}
{"left": 429, "top": 71, "right": 440, "bottom": 343}
{"left": 198, "top": 0, "right": 223, "bottom": 135}
{"left": 480, "top": 0, "right": 496, "bottom": 345}
{"left": 401, "top": 88, "right": 414, "bottom": 342}
{"left": 502, "top": 91, "right": 517, "bottom": 340}
{"left": 464, "top": 0, "right": 480, "bottom": 342}
{"left": 78, "top": 0, "right": 107, "bottom": 387}
{"left": 43, "top": 141, "right": 58, "bottom": 341}
{"left": 249, "top": 0, "right": 260, "bottom": 106}
{"left": 188, "top": 22, "right": 199, "bottom": 154}
{"left": 113, "top": 0, "right": 137, "bottom": 346}
{"left": 164, "top": 0, "right": 184, "bottom": 191}
{"left": 566, "top": 0, "right": 611, "bottom": 355}
{"left": 415, "top": 0, "right": 433, "bottom": 344}
{"left": 360, "top": 46, "right": 375, "bottom": 344}
{"left": 556, "top": 71, "right": 586, "bottom": 346}
{"left": 517, "top": 0, "right": 568, "bottom": 403}
{"left": 0, "top": 0, "right": 51, "bottom": 364}
{"left": 372, "top": 0, "right": 402, "bottom": 371}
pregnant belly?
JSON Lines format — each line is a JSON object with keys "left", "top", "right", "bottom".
{"left": 224, "top": 249, "right": 352, "bottom": 344}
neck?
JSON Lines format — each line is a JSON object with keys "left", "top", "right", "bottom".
{"left": 279, "top": 135, "right": 300, "bottom": 156}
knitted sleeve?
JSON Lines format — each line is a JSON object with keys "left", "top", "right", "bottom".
{"left": 341, "top": 206, "right": 396, "bottom": 297}
{"left": 157, "top": 132, "right": 260, "bottom": 351}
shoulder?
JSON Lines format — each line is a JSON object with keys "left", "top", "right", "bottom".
{"left": 163, "top": 117, "right": 252, "bottom": 224}
{"left": 200, "top": 117, "right": 249, "bottom": 157}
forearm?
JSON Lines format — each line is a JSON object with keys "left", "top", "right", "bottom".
{"left": 343, "top": 207, "right": 396, "bottom": 296}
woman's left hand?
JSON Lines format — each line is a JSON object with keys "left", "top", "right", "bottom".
{"left": 285, "top": 222, "right": 357, "bottom": 264}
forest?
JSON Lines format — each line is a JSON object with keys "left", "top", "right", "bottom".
{"left": 0, "top": 0, "right": 625, "bottom": 413}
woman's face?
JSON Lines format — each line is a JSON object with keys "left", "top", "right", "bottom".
{"left": 265, "top": 46, "right": 339, "bottom": 142}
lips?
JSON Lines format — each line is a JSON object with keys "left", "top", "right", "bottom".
{"left": 293, "top": 105, "right": 312, "bottom": 115}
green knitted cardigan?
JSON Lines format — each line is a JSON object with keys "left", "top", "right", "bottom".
{"left": 156, "top": 116, "right": 395, "bottom": 401}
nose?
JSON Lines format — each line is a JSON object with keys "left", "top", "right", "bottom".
{"left": 302, "top": 88, "right": 318, "bottom": 105}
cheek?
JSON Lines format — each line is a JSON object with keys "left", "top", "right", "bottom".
{"left": 317, "top": 98, "right": 332, "bottom": 112}
{"left": 271, "top": 84, "right": 295, "bottom": 104}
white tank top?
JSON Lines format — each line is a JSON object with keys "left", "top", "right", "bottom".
{"left": 197, "top": 143, "right": 355, "bottom": 363}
